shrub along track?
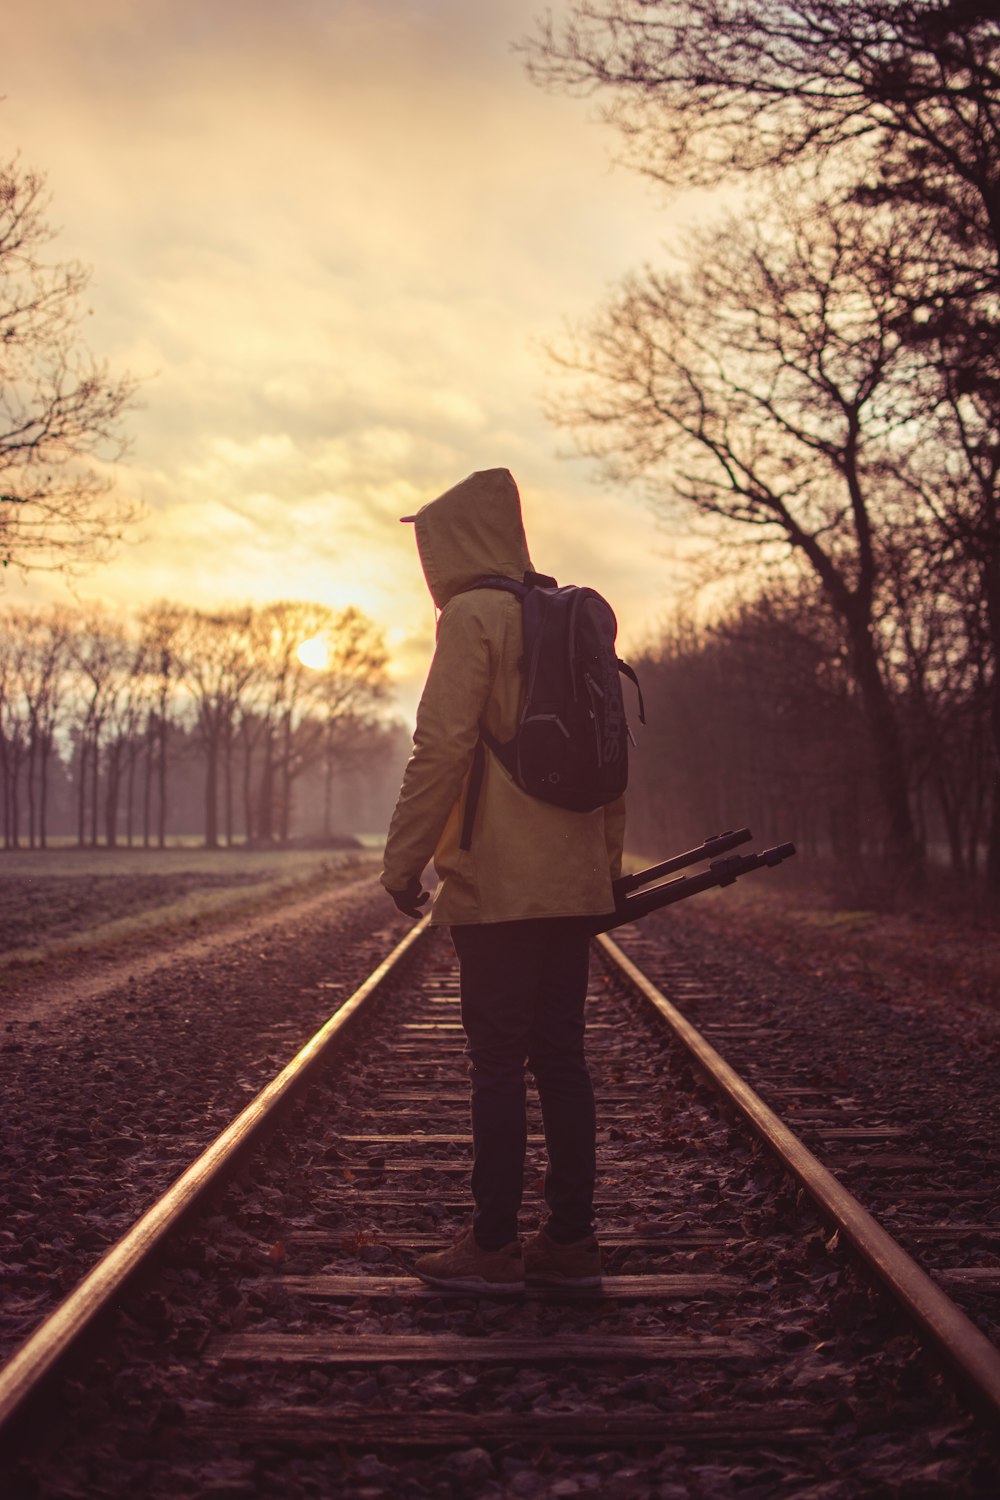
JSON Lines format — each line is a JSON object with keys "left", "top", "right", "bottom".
{"left": 2, "top": 912, "right": 999, "bottom": 1498}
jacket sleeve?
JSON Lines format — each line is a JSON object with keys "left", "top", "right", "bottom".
{"left": 603, "top": 795, "right": 626, "bottom": 882}
{"left": 382, "top": 597, "right": 494, "bottom": 893}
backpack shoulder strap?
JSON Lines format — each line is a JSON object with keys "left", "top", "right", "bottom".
{"left": 457, "top": 573, "right": 544, "bottom": 850}
{"left": 461, "top": 570, "right": 558, "bottom": 599}
{"left": 465, "top": 574, "right": 530, "bottom": 600}
{"left": 617, "top": 658, "right": 646, "bottom": 725}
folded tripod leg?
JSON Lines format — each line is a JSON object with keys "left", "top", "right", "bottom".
{"left": 594, "top": 842, "right": 796, "bottom": 934}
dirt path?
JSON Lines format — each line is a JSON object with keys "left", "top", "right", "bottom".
{"left": 0, "top": 871, "right": 388, "bottom": 1027}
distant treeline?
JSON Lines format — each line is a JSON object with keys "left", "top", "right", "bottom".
{"left": 0, "top": 599, "right": 408, "bottom": 850}
{"left": 8, "top": 577, "right": 990, "bottom": 890}
{"left": 627, "top": 578, "right": 991, "bottom": 888}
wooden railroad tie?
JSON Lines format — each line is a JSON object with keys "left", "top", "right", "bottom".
{"left": 207, "top": 1331, "right": 759, "bottom": 1367}
{"left": 181, "top": 1406, "right": 826, "bottom": 1450}
{"left": 252, "top": 1272, "right": 744, "bottom": 1300}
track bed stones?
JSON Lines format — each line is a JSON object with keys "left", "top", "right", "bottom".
{"left": 5, "top": 924, "right": 1000, "bottom": 1497}
{"left": 3, "top": 914, "right": 1000, "bottom": 1497}
{"left": 0, "top": 880, "right": 411, "bottom": 1364}
{"left": 614, "top": 908, "right": 1000, "bottom": 1350}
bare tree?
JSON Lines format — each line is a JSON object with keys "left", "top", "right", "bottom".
{"left": 526, "top": 0, "right": 1000, "bottom": 876}
{"left": 250, "top": 602, "right": 389, "bottom": 845}
{"left": 68, "top": 612, "right": 134, "bottom": 847}
{"left": 137, "top": 603, "right": 185, "bottom": 847}
{"left": 307, "top": 606, "right": 391, "bottom": 840}
{"left": 101, "top": 637, "right": 153, "bottom": 848}
{"left": 883, "top": 339, "right": 1000, "bottom": 876}
{"left": 549, "top": 188, "right": 929, "bottom": 860}
{"left": 0, "top": 155, "right": 140, "bottom": 575}
{"left": 629, "top": 589, "right": 873, "bottom": 864}
{"left": 8, "top": 607, "right": 69, "bottom": 847}
{"left": 524, "top": 3, "right": 1000, "bottom": 234}
{"left": 526, "top": 2, "right": 1000, "bottom": 433}
{"left": 0, "top": 597, "right": 396, "bottom": 848}
{"left": 866, "top": 509, "right": 994, "bottom": 874}
{"left": 0, "top": 620, "right": 26, "bottom": 846}
{"left": 177, "top": 607, "right": 256, "bottom": 848}
{"left": 249, "top": 602, "right": 315, "bottom": 845}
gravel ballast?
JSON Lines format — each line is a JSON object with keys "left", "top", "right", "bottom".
{"left": 2, "top": 884, "right": 999, "bottom": 1497}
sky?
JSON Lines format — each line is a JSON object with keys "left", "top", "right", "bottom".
{"left": 2, "top": 0, "right": 697, "bottom": 716}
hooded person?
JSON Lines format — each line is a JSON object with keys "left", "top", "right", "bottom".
{"left": 383, "top": 467, "right": 624, "bottom": 1293}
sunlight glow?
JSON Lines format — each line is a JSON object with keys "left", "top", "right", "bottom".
{"left": 296, "top": 636, "right": 329, "bottom": 670}
{"left": 2, "top": 1, "right": 683, "bottom": 673}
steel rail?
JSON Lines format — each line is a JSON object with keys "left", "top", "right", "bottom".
{"left": 0, "top": 913, "right": 432, "bottom": 1441}
{"left": 598, "top": 931, "right": 1000, "bottom": 1424}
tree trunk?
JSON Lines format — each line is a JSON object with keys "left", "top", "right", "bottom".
{"left": 204, "top": 735, "right": 219, "bottom": 849}
{"left": 242, "top": 731, "right": 256, "bottom": 845}
{"left": 323, "top": 735, "right": 333, "bottom": 840}
{"left": 223, "top": 723, "right": 234, "bottom": 847}
{"left": 280, "top": 716, "right": 293, "bottom": 844}
{"left": 0, "top": 735, "right": 9, "bottom": 849}
{"left": 126, "top": 742, "right": 137, "bottom": 847}
{"left": 968, "top": 727, "right": 988, "bottom": 878}
{"left": 26, "top": 733, "right": 37, "bottom": 849}
{"left": 844, "top": 614, "right": 920, "bottom": 870}
{"left": 8, "top": 743, "right": 22, "bottom": 848}
{"left": 77, "top": 735, "right": 89, "bottom": 849}
{"left": 986, "top": 779, "right": 1000, "bottom": 893}
{"left": 158, "top": 711, "right": 168, "bottom": 849}
{"left": 143, "top": 713, "right": 154, "bottom": 848}
{"left": 257, "top": 727, "right": 274, "bottom": 844}
{"left": 39, "top": 734, "right": 50, "bottom": 850}
{"left": 932, "top": 769, "right": 966, "bottom": 877}
{"left": 90, "top": 722, "right": 101, "bottom": 847}
{"left": 105, "top": 743, "right": 121, "bottom": 849}
{"left": 980, "top": 561, "right": 1000, "bottom": 892}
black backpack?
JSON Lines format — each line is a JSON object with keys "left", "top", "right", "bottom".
{"left": 459, "top": 571, "right": 644, "bottom": 849}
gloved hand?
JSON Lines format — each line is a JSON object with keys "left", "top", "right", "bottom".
{"left": 387, "top": 877, "right": 430, "bottom": 919}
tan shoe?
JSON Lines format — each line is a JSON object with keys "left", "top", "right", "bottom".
{"left": 412, "top": 1227, "right": 525, "bottom": 1294}
{"left": 523, "top": 1227, "right": 602, "bottom": 1287}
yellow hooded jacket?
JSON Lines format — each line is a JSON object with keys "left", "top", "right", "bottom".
{"left": 381, "top": 468, "right": 625, "bottom": 925}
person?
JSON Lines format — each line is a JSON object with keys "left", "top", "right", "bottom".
{"left": 382, "top": 467, "right": 625, "bottom": 1294}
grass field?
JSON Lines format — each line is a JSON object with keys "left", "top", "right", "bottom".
{"left": 0, "top": 843, "right": 382, "bottom": 971}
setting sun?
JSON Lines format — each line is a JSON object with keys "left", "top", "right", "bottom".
{"left": 1, "top": 0, "right": 673, "bottom": 725}
{"left": 296, "top": 636, "right": 329, "bottom": 671}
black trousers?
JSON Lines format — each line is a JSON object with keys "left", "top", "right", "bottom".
{"left": 450, "top": 917, "right": 596, "bottom": 1250}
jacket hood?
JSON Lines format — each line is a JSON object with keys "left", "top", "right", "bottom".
{"left": 411, "top": 468, "right": 532, "bottom": 609}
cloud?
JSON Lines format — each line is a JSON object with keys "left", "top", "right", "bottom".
{"left": 2, "top": 0, "right": 690, "bottom": 720}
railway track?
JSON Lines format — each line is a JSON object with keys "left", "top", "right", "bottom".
{"left": 614, "top": 913, "right": 1000, "bottom": 1354}
{"left": 2, "top": 913, "right": 1000, "bottom": 1497}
